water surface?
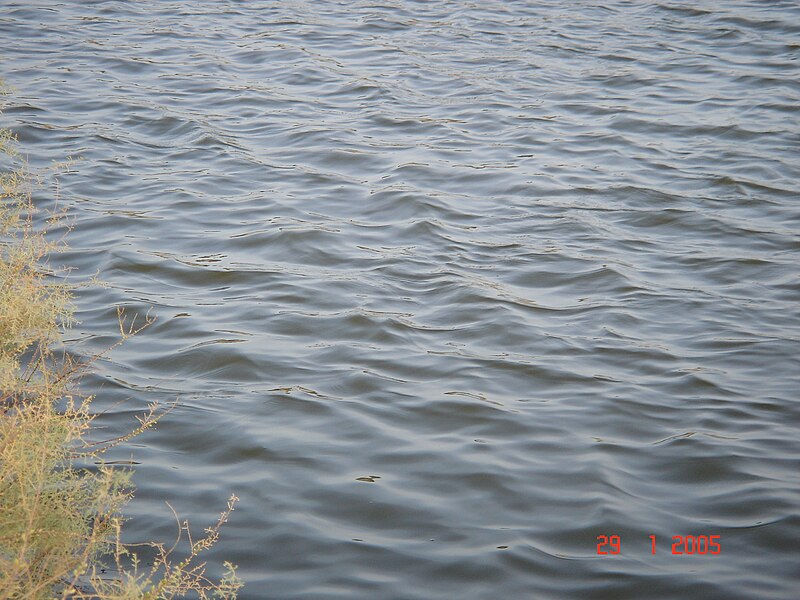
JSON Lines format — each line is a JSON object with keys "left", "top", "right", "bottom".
{"left": 2, "top": 1, "right": 799, "bottom": 598}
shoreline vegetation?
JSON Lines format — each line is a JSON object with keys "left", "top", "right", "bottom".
{"left": 0, "top": 88, "right": 242, "bottom": 599}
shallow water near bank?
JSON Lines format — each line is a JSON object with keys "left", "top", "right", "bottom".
{"left": 2, "top": 1, "right": 800, "bottom": 598}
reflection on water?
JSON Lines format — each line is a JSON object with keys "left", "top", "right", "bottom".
{"left": 2, "top": 1, "right": 799, "bottom": 598}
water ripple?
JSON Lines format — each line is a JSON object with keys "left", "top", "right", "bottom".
{"left": 3, "top": 0, "right": 799, "bottom": 598}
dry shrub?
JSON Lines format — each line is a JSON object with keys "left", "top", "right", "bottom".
{"left": 0, "top": 88, "right": 242, "bottom": 599}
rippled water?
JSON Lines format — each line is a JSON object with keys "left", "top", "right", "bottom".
{"left": 3, "top": 1, "right": 800, "bottom": 598}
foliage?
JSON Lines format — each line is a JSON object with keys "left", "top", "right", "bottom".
{"left": 0, "top": 90, "right": 242, "bottom": 599}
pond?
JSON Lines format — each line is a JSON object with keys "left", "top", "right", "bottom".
{"left": 2, "top": 1, "right": 799, "bottom": 598}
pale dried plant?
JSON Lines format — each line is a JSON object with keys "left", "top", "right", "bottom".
{"left": 1, "top": 89, "right": 242, "bottom": 599}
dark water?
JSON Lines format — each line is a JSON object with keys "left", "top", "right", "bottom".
{"left": 3, "top": 1, "right": 800, "bottom": 598}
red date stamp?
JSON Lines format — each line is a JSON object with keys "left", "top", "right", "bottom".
{"left": 597, "top": 534, "right": 721, "bottom": 555}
